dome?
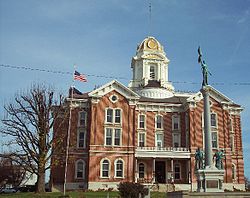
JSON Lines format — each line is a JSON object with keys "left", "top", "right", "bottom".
{"left": 137, "top": 36, "right": 164, "bottom": 52}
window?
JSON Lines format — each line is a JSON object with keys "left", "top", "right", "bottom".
{"left": 105, "top": 128, "right": 112, "bottom": 146}
{"left": 232, "top": 163, "right": 236, "bottom": 180}
{"left": 155, "top": 132, "right": 164, "bottom": 147}
{"left": 174, "top": 164, "right": 181, "bottom": 180}
{"left": 115, "top": 159, "right": 124, "bottom": 178}
{"left": 101, "top": 159, "right": 110, "bottom": 178}
{"left": 79, "top": 111, "right": 87, "bottom": 127}
{"left": 139, "top": 114, "right": 145, "bottom": 129}
{"left": 75, "top": 160, "right": 85, "bottom": 179}
{"left": 150, "top": 66, "right": 155, "bottom": 80}
{"left": 211, "top": 113, "right": 217, "bottom": 127}
{"left": 106, "top": 108, "right": 121, "bottom": 124}
{"left": 211, "top": 131, "right": 218, "bottom": 148}
{"left": 156, "top": 115, "right": 163, "bottom": 129}
{"left": 139, "top": 163, "right": 145, "bottom": 178}
{"left": 105, "top": 128, "right": 122, "bottom": 146}
{"left": 115, "top": 109, "right": 121, "bottom": 124}
{"left": 106, "top": 109, "right": 113, "bottom": 123}
{"left": 172, "top": 115, "right": 180, "bottom": 130}
{"left": 138, "top": 132, "right": 146, "bottom": 147}
{"left": 78, "top": 129, "right": 85, "bottom": 148}
{"left": 229, "top": 118, "right": 233, "bottom": 132}
{"left": 173, "top": 133, "right": 181, "bottom": 147}
{"left": 114, "top": 129, "right": 121, "bottom": 146}
{"left": 230, "top": 133, "right": 235, "bottom": 152}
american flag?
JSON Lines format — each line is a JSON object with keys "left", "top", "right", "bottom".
{"left": 74, "top": 70, "right": 87, "bottom": 82}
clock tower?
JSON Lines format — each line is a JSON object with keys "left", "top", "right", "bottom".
{"left": 129, "top": 36, "right": 174, "bottom": 98}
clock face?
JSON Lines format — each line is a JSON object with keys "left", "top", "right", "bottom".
{"left": 147, "top": 39, "right": 157, "bottom": 49}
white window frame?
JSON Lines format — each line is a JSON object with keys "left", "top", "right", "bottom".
{"left": 172, "top": 132, "right": 181, "bottom": 148}
{"left": 100, "top": 158, "right": 110, "bottom": 178}
{"left": 149, "top": 65, "right": 156, "bottom": 80}
{"left": 104, "top": 127, "right": 122, "bottom": 146}
{"left": 138, "top": 162, "right": 146, "bottom": 179}
{"left": 230, "top": 133, "right": 235, "bottom": 152}
{"left": 138, "top": 114, "right": 146, "bottom": 129}
{"left": 77, "top": 128, "right": 86, "bottom": 148}
{"left": 155, "top": 132, "right": 164, "bottom": 147}
{"left": 174, "top": 163, "right": 181, "bottom": 180}
{"left": 211, "top": 131, "right": 218, "bottom": 149}
{"left": 155, "top": 114, "right": 163, "bottom": 130}
{"left": 138, "top": 132, "right": 146, "bottom": 147}
{"left": 229, "top": 117, "right": 234, "bottom": 132}
{"left": 172, "top": 115, "right": 180, "bottom": 130}
{"left": 75, "top": 159, "right": 85, "bottom": 179}
{"left": 114, "top": 158, "right": 124, "bottom": 178}
{"left": 78, "top": 111, "right": 87, "bottom": 127}
{"left": 210, "top": 112, "right": 217, "bottom": 128}
{"left": 105, "top": 108, "right": 122, "bottom": 125}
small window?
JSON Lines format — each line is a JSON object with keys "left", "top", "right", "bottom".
{"left": 172, "top": 115, "right": 180, "bottom": 130}
{"left": 211, "top": 113, "right": 217, "bottom": 127}
{"left": 105, "top": 128, "right": 112, "bottom": 146}
{"left": 79, "top": 111, "right": 86, "bottom": 127}
{"left": 174, "top": 164, "right": 181, "bottom": 180}
{"left": 232, "top": 163, "right": 236, "bottom": 180}
{"left": 173, "top": 133, "right": 180, "bottom": 148}
{"left": 139, "top": 114, "right": 145, "bottom": 129}
{"left": 76, "top": 160, "right": 85, "bottom": 179}
{"left": 150, "top": 66, "right": 155, "bottom": 80}
{"left": 102, "top": 160, "right": 109, "bottom": 178}
{"left": 78, "top": 129, "right": 85, "bottom": 148}
{"left": 156, "top": 115, "right": 163, "bottom": 129}
{"left": 139, "top": 163, "right": 145, "bottom": 178}
{"left": 114, "top": 129, "right": 121, "bottom": 146}
{"left": 115, "top": 159, "right": 123, "bottom": 178}
{"left": 106, "top": 109, "right": 113, "bottom": 123}
{"left": 155, "top": 133, "right": 164, "bottom": 147}
{"left": 138, "top": 133, "right": 146, "bottom": 147}
{"left": 115, "top": 109, "right": 121, "bottom": 124}
{"left": 211, "top": 131, "right": 218, "bottom": 148}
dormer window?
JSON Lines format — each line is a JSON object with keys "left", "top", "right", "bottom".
{"left": 150, "top": 65, "right": 156, "bottom": 80}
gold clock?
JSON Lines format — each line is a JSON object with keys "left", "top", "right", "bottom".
{"left": 147, "top": 39, "right": 157, "bottom": 49}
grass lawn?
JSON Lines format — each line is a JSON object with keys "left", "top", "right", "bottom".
{"left": 0, "top": 191, "right": 166, "bottom": 198}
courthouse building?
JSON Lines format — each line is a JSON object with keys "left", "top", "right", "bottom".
{"left": 51, "top": 36, "right": 245, "bottom": 191}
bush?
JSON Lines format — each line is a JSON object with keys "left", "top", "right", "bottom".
{"left": 118, "top": 182, "right": 148, "bottom": 198}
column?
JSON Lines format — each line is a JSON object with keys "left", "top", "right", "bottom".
{"left": 152, "top": 158, "right": 155, "bottom": 183}
{"left": 135, "top": 158, "right": 138, "bottom": 182}
{"left": 171, "top": 158, "right": 174, "bottom": 183}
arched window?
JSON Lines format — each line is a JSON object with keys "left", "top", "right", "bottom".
{"left": 115, "top": 159, "right": 124, "bottom": 178}
{"left": 101, "top": 159, "right": 110, "bottom": 178}
{"left": 174, "top": 163, "right": 181, "bottom": 180}
{"left": 75, "top": 160, "right": 85, "bottom": 179}
{"left": 156, "top": 115, "right": 163, "bottom": 129}
{"left": 150, "top": 66, "right": 156, "bottom": 80}
{"left": 78, "top": 111, "right": 87, "bottom": 127}
{"left": 232, "top": 163, "right": 236, "bottom": 181}
{"left": 77, "top": 129, "right": 85, "bottom": 148}
{"left": 138, "top": 163, "right": 145, "bottom": 178}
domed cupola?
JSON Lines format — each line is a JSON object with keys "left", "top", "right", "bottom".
{"left": 128, "top": 36, "right": 174, "bottom": 99}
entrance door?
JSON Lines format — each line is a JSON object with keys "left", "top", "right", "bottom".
{"left": 155, "top": 161, "right": 166, "bottom": 183}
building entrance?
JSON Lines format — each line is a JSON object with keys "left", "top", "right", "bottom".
{"left": 155, "top": 161, "right": 166, "bottom": 183}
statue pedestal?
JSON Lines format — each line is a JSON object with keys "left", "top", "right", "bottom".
{"left": 195, "top": 166, "right": 225, "bottom": 192}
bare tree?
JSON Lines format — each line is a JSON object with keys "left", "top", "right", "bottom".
{"left": 0, "top": 84, "right": 67, "bottom": 193}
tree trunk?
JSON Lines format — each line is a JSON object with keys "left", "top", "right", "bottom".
{"left": 36, "top": 166, "right": 45, "bottom": 193}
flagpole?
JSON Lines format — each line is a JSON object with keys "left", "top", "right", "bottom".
{"left": 63, "top": 64, "right": 76, "bottom": 195}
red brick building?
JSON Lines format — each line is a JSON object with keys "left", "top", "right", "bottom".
{"left": 51, "top": 37, "right": 245, "bottom": 191}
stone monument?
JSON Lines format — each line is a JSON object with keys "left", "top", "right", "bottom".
{"left": 195, "top": 47, "right": 225, "bottom": 192}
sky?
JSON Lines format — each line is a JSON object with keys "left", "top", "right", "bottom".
{"left": 0, "top": 0, "right": 250, "bottom": 179}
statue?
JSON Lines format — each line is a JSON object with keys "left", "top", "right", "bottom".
{"left": 214, "top": 149, "right": 224, "bottom": 170}
{"left": 195, "top": 148, "right": 204, "bottom": 170}
{"left": 198, "top": 46, "right": 212, "bottom": 86}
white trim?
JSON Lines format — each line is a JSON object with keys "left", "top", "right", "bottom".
{"left": 172, "top": 132, "right": 181, "bottom": 148}
{"left": 138, "top": 113, "right": 146, "bottom": 129}
{"left": 78, "top": 111, "right": 87, "bottom": 128}
{"left": 100, "top": 158, "right": 111, "bottom": 179}
{"left": 105, "top": 107, "right": 122, "bottom": 125}
{"left": 104, "top": 127, "right": 122, "bottom": 147}
{"left": 138, "top": 131, "right": 146, "bottom": 147}
{"left": 155, "top": 131, "right": 164, "bottom": 147}
{"left": 75, "top": 159, "right": 85, "bottom": 179}
{"left": 155, "top": 114, "right": 163, "bottom": 130}
{"left": 109, "top": 94, "right": 119, "bottom": 103}
{"left": 114, "top": 158, "right": 125, "bottom": 178}
{"left": 174, "top": 162, "right": 181, "bottom": 180}
{"left": 232, "top": 163, "right": 237, "bottom": 181}
{"left": 172, "top": 114, "right": 180, "bottom": 131}
{"left": 138, "top": 162, "right": 147, "bottom": 179}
